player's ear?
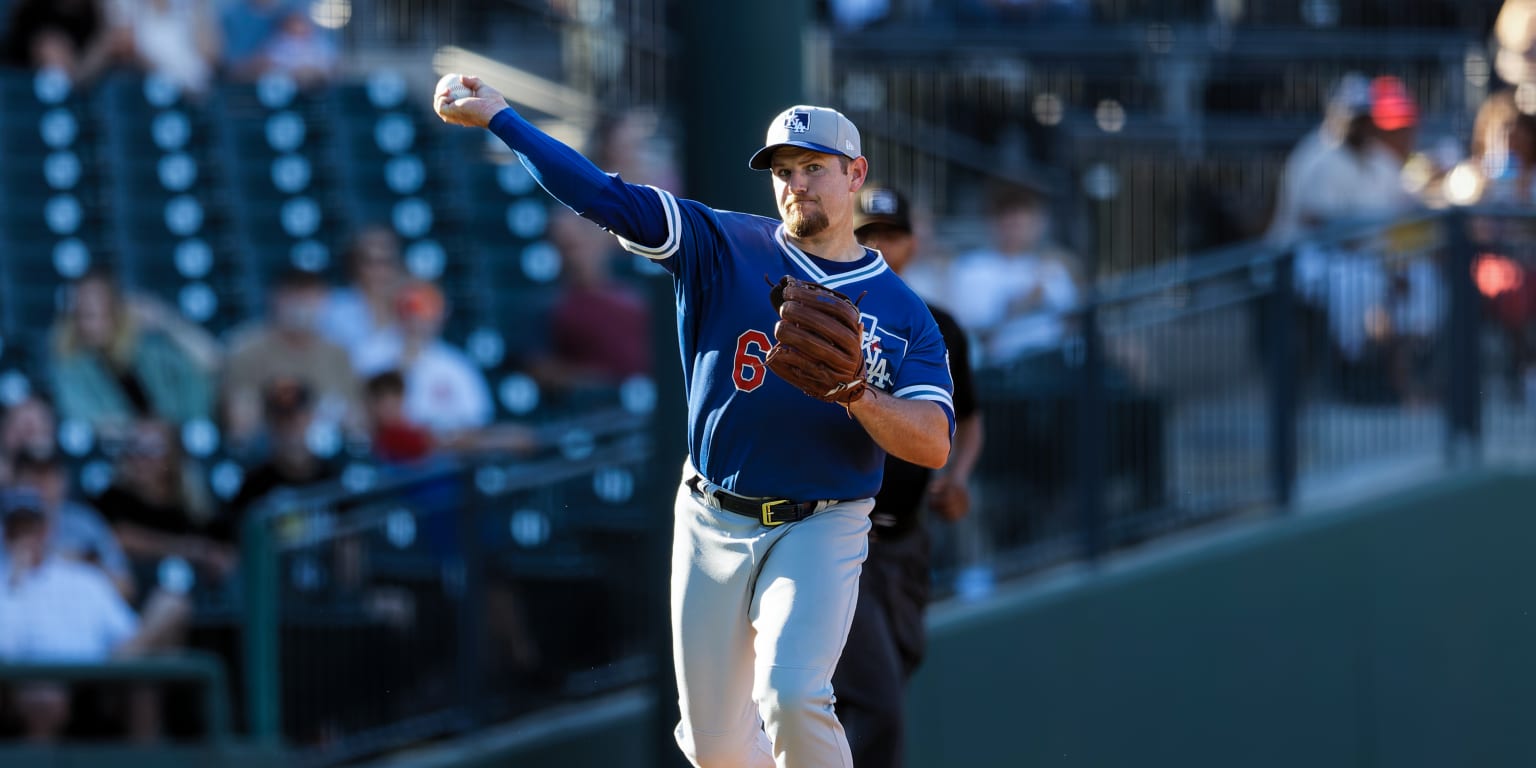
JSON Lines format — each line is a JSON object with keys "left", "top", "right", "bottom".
{"left": 848, "top": 157, "right": 868, "bottom": 191}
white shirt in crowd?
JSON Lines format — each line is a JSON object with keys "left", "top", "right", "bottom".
{"left": 948, "top": 248, "right": 1081, "bottom": 365}
{"left": 319, "top": 287, "right": 400, "bottom": 369}
{"left": 353, "top": 337, "right": 493, "bottom": 435}
{"left": 0, "top": 558, "right": 139, "bottom": 663}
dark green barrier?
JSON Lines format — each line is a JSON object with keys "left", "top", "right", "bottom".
{"left": 0, "top": 653, "right": 231, "bottom": 741}
{"left": 907, "top": 469, "right": 1536, "bottom": 768}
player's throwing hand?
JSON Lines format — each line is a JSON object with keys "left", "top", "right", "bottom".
{"left": 432, "top": 74, "right": 509, "bottom": 129}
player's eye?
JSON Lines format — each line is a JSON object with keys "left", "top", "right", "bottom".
{"left": 806, "top": 163, "right": 823, "bottom": 173}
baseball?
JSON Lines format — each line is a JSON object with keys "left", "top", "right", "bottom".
{"left": 436, "top": 72, "right": 473, "bottom": 103}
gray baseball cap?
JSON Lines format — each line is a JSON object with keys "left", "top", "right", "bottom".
{"left": 748, "top": 105, "right": 862, "bottom": 171}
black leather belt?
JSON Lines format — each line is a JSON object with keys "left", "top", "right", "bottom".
{"left": 686, "top": 475, "right": 833, "bottom": 527}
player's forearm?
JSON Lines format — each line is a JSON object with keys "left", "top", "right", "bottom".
{"left": 848, "top": 389, "right": 951, "bottom": 469}
{"left": 945, "top": 412, "right": 984, "bottom": 482}
{"left": 487, "top": 108, "right": 613, "bottom": 212}
{"left": 486, "top": 108, "right": 672, "bottom": 250}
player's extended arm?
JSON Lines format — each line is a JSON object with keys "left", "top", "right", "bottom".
{"left": 433, "top": 75, "right": 669, "bottom": 248}
{"left": 847, "top": 389, "right": 951, "bottom": 469}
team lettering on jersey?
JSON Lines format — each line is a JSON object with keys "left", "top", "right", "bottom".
{"left": 860, "top": 311, "right": 906, "bottom": 391}
{"left": 731, "top": 314, "right": 908, "bottom": 394}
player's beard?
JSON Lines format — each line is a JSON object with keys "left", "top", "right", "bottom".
{"left": 784, "top": 201, "right": 829, "bottom": 238}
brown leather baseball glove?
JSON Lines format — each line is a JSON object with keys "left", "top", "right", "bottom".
{"left": 764, "top": 276, "right": 869, "bottom": 405}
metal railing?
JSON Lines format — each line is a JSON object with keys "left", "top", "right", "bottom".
{"left": 0, "top": 653, "right": 232, "bottom": 743}
{"left": 239, "top": 406, "right": 666, "bottom": 765}
{"left": 942, "top": 206, "right": 1526, "bottom": 590}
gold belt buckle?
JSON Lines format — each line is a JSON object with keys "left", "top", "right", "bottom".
{"left": 760, "top": 499, "right": 789, "bottom": 526}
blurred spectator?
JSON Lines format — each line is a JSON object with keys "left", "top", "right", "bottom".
{"left": 0, "top": 491, "right": 189, "bottom": 743}
{"left": 529, "top": 206, "right": 652, "bottom": 393}
{"left": 1496, "top": 0, "right": 1536, "bottom": 87}
{"left": 320, "top": 225, "right": 406, "bottom": 365}
{"left": 1286, "top": 76, "right": 1437, "bottom": 405}
{"left": 222, "top": 267, "right": 363, "bottom": 455}
{"left": 1461, "top": 88, "right": 1536, "bottom": 401}
{"left": 106, "top": 0, "right": 221, "bottom": 96}
{"left": 259, "top": 9, "right": 338, "bottom": 89}
{"left": 364, "top": 370, "right": 434, "bottom": 465}
{"left": 587, "top": 106, "right": 683, "bottom": 194}
{"left": 363, "top": 368, "right": 535, "bottom": 462}
{"left": 1466, "top": 88, "right": 1536, "bottom": 204}
{"left": 353, "top": 280, "right": 493, "bottom": 438}
{"left": 0, "top": 394, "right": 58, "bottom": 486}
{"left": 91, "top": 419, "right": 232, "bottom": 586}
{"left": 226, "top": 378, "right": 340, "bottom": 522}
{"left": 1268, "top": 72, "right": 1373, "bottom": 246}
{"left": 1288, "top": 75, "right": 1421, "bottom": 235}
{"left": 49, "top": 268, "right": 214, "bottom": 439}
{"left": 946, "top": 180, "right": 1084, "bottom": 366}
{"left": 2, "top": 450, "right": 135, "bottom": 600}
{"left": 219, "top": 0, "right": 301, "bottom": 80}
{"left": 2, "top": 0, "right": 132, "bottom": 85}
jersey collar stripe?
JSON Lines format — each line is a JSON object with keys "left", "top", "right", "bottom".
{"left": 773, "top": 225, "right": 830, "bottom": 282}
{"left": 617, "top": 186, "right": 681, "bottom": 260}
{"left": 773, "top": 226, "right": 890, "bottom": 289}
{"left": 822, "top": 257, "right": 888, "bottom": 290}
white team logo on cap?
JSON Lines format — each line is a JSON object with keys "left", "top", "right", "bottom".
{"left": 785, "top": 110, "right": 811, "bottom": 133}
{"left": 865, "top": 190, "right": 898, "bottom": 214}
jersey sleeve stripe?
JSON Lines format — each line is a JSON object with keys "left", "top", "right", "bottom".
{"left": 617, "top": 186, "right": 681, "bottom": 260}
{"left": 894, "top": 384, "right": 954, "bottom": 407}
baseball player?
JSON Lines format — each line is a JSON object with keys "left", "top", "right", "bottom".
{"left": 434, "top": 78, "right": 955, "bottom": 768}
{"left": 833, "top": 185, "right": 984, "bottom": 768}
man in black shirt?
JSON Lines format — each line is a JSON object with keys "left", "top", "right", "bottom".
{"left": 832, "top": 185, "right": 985, "bottom": 768}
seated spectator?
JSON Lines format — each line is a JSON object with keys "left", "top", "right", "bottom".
{"left": 364, "top": 370, "right": 435, "bottom": 465}
{"left": 49, "top": 268, "right": 213, "bottom": 440}
{"left": 259, "top": 10, "right": 338, "bottom": 89}
{"left": 320, "top": 225, "right": 406, "bottom": 365}
{"left": 363, "top": 369, "right": 535, "bottom": 463}
{"left": 0, "top": 491, "right": 189, "bottom": 743}
{"left": 106, "top": 0, "right": 221, "bottom": 97}
{"left": 3, "top": 450, "right": 135, "bottom": 600}
{"left": 529, "top": 206, "right": 652, "bottom": 393}
{"left": 222, "top": 267, "right": 362, "bottom": 457}
{"left": 91, "top": 419, "right": 232, "bottom": 588}
{"left": 226, "top": 378, "right": 341, "bottom": 524}
{"left": 2, "top": 0, "right": 132, "bottom": 85}
{"left": 1, "top": 393, "right": 58, "bottom": 486}
{"left": 219, "top": 0, "right": 300, "bottom": 82}
{"left": 947, "top": 180, "right": 1084, "bottom": 367}
{"left": 353, "top": 280, "right": 493, "bottom": 438}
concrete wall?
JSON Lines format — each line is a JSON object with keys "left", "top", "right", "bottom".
{"left": 906, "top": 469, "right": 1536, "bottom": 767}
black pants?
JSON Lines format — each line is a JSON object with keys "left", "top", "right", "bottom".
{"left": 833, "top": 526, "right": 931, "bottom": 768}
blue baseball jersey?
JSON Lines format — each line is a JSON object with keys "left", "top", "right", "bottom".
{"left": 488, "top": 109, "right": 954, "bottom": 501}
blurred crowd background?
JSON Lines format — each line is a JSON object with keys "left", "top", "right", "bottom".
{"left": 1, "top": 0, "right": 1536, "bottom": 765}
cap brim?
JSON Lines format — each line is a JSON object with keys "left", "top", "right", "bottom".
{"left": 748, "top": 140, "right": 849, "bottom": 170}
{"left": 853, "top": 215, "right": 910, "bottom": 234}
